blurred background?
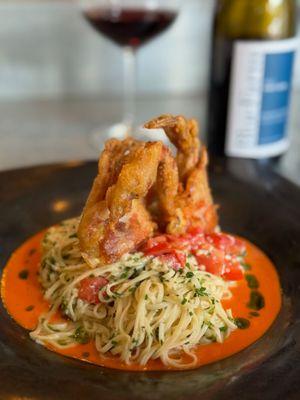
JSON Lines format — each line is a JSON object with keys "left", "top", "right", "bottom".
{"left": 0, "top": 0, "right": 299, "bottom": 183}
{"left": 0, "top": 0, "right": 227, "bottom": 99}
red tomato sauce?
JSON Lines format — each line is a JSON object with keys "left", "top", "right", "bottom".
{"left": 1, "top": 230, "right": 281, "bottom": 371}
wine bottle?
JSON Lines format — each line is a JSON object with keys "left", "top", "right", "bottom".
{"left": 208, "top": 0, "right": 297, "bottom": 158}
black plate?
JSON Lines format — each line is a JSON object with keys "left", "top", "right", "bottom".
{"left": 0, "top": 159, "right": 300, "bottom": 400}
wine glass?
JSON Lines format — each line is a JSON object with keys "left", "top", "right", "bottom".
{"left": 79, "top": 0, "right": 179, "bottom": 146}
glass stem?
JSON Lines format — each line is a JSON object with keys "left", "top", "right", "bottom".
{"left": 123, "top": 46, "right": 136, "bottom": 135}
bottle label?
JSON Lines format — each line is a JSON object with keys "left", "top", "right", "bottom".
{"left": 225, "top": 38, "right": 298, "bottom": 158}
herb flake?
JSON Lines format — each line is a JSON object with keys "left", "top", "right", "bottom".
{"left": 247, "top": 291, "right": 265, "bottom": 311}
{"left": 73, "top": 326, "right": 90, "bottom": 344}
{"left": 235, "top": 317, "right": 250, "bottom": 330}
{"left": 245, "top": 274, "right": 259, "bottom": 289}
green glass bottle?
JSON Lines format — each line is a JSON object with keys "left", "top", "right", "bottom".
{"left": 208, "top": 0, "right": 297, "bottom": 158}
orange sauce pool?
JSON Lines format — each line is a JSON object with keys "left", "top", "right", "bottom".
{"left": 0, "top": 231, "right": 281, "bottom": 371}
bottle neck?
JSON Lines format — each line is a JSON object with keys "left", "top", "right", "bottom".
{"left": 214, "top": 0, "right": 296, "bottom": 40}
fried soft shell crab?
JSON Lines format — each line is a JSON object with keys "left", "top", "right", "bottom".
{"left": 78, "top": 114, "right": 218, "bottom": 265}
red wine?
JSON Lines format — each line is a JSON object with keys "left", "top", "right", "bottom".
{"left": 83, "top": 8, "right": 177, "bottom": 48}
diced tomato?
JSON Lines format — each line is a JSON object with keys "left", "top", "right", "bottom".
{"left": 185, "top": 228, "right": 206, "bottom": 250}
{"left": 187, "top": 227, "right": 204, "bottom": 236}
{"left": 205, "top": 233, "right": 234, "bottom": 250}
{"left": 174, "top": 251, "right": 186, "bottom": 267}
{"left": 195, "top": 253, "right": 226, "bottom": 276}
{"left": 141, "top": 231, "right": 244, "bottom": 281}
{"left": 143, "top": 230, "right": 206, "bottom": 254}
{"left": 164, "top": 235, "right": 189, "bottom": 250}
{"left": 144, "top": 235, "right": 167, "bottom": 248}
{"left": 78, "top": 276, "right": 108, "bottom": 304}
{"left": 195, "top": 253, "right": 243, "bottom": 281}
{"left": 205, "top": 233, "right": 246, "bottom": 256}
{"left": 159, "top": 251, "right": 186, "bottom": 271}
{"left": 222, "top": 260, "right": 244, "bottom": 281}
{"left": 232, "top": 238, "right": 246, "bottom": 255}
{"left": 189, "top": 234, "right": 206, "bottom": 250}
{"left": 144, "top": 241, "right": 172, "bottom": 256}
{"left": 143, "top": 236, "right": 186, "bottom": 270}
{"left": 167, "top": 231, "right": 206, "bottom": 252}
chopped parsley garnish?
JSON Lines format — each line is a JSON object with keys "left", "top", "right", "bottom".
{"left": 245, "top": 274, "right": 259, "bottom": 289}
{"left": 130, "top": 269, "right": 140, "bottom": 279}
{"left": 181, "top": 297, "right": 188, "bottom": 305}
{"left": 186, "top": 272, "right": 194, "bottom": 279}
{"left": 241, "top": 262, "right": 251, "bottom": 271}
{"left": 18, "top": 269, "right": 29, "bottom": 280}
{"left": 28, "top": 248, "right": 36, "bottom": 256}
{"left": 247, "top": 291, "right": 265, "bottom": 311}
{"left": 194, "top": 287, "right": 208, "bottom": 297}
{"left": 249, "top": 311, "right": 260, "bottom": 317}
{"left": 73, "top": 326, "right": 90, "bottom": 344}
{"left": 235, "top": 317, "right": 250, "bottom": 330}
